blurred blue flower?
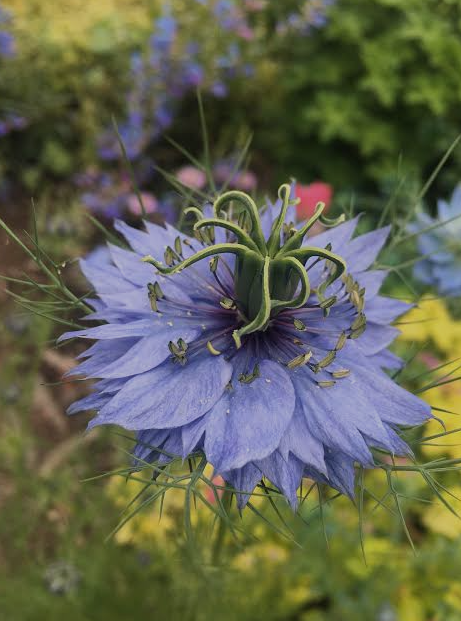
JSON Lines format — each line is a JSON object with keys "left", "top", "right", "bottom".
{"left": 0, "top": 30, "right": 14, "bottom": 57}
{"left": 149, "top": 9, "right": 177, "bottom": 53}
{"left": 0, "top": 113, "right": 27, "bottom": 137}
{"left": 277, "top": 0, "right": 336, "bottom": 36}
{"left": 410, "top": 185, "right": 461, "bottom": 297}
{"left": 0, "top": 5, "right": 15, "bottom": 57}
{"left": 62, "top": 186, "right": 430, "bottom": 508}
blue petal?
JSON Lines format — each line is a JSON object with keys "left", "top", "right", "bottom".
{"left": 80, "top": 258, "right": 135, "bottom": 295}
{"left": 365, "top": 297, "right": 411, "bottom": 325}
{"left": 204, "top": 360, "right": 296, "bottom": 471}
{"left": 256, "top": 451, "right": 304, "bottom": 509}
{"left": 339, "top": 347, "right": 432, "bottom": 427}
{"left": 133, "top": 428, "right": 170, "bottom": 463}
{"left": 417, "top": 233, "right": 453, "bottom": 264}
{"left": 291, "top": 370, "right": 374, "bottom": 466}
{"left": 93, "top": 327, "right": 199, "bottom": 379}
{"left": 363, "top": 424, "right": 412, "bottom": 457}
{"left": 354, "top": 323, "right": 400, "bottom": 356}
{"left": 341, "top": 226, "right": 390, "bottom": 272}
{"left": 108, "top": 243, "right": 159, "bottom": 286}
{"left": 414, "top": 260, "right": 435, "bottom": 285}
{"left": 308, "top": 216, "right": 359, "bottom": 253}
{"left": 324, "top": 451, "right": 357, "bottom": 498}
{"left": 433, "top": 263, "right": 461, "bottom": 295}
{"left": 59, "top": 318, "right": 159, "bottom": 342}
{"left": 222, "top": 463, "right": 262, "bottom": 510}
{"left": 370, "top": 348, "right": 404, "bottom": 370}
{"left": 67, "top": 391, "right": 113, "bottom": 415}
{"left": 181, "top": 415, "right": 208, "bottom": 457}
{"left": 88, "top": 354, "right": 232, "bottom": 430}
{"left": 278, "top": 402, "right": 327, "bottom": 474}
{"left": 68, "top": 339, "right": 137, "bottom": 377}
{"left": 356, "top": 269, "right": 388, "bottom": 299}
{"left": 114, "top": 220, "right": 158, "bottom": 256}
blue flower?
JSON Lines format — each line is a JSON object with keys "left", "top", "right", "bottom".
{"left": 410, "top": 185, "right": 461, "bottom": 297}
{"left": 0, "top": 30, "right": 14, "bottom": 57}
{"left": 61, "top": 185, "right": 431, "bottom": 508}
{"left": 0, "top": 5, "right": 15, "bottom": 58}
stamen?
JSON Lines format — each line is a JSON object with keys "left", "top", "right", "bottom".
{"left": 332, "top": 369, "right": 350, "bottom": 378}
{"left": 209, "top": 256, "right": 219, "bottom": 273}
{"left": 207, "top": 341, "right": 222, "bottom": 356}
{"left": 294, "top": 318, "right": 307, "bottom": 331}
{"left": 287, "top": 351, "right": 313, "bottom": 369}
{"left": 334, "top": 331, "right": 347, "bottom": 351}
{"left": 147, "top": 282, "right": 159, "bottom": 312}
{"left": 174, "top": 236, "right": 183, "bottom": 257}
{"left": 220, "top": 297, "right": 236, "bottom": 310}
{"left": 314, "top": 350, "right": 336, "bottom": 372}
{"left": 317, "top": 380, "right": 336, "bottom": 388}
{"left": 153, "top": 282, "right": 164, "bottom": 299}
{"left": 319, "top": 294, "right": 337, "bottom": 317}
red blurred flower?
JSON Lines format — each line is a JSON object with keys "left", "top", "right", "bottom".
{"left": 295, "top": 181, "right": 333, "bottom": 221}
{"left": 205, "top": 475, "right": 225, "bottom": 505}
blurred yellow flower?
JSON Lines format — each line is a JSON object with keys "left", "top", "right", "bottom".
{"left": 422, "top": 485, "right": 461, "bottom": 539}
{"left": 232, "top": 542, "right": 289, "bottom": 571}
{"left": 400, "top": 297, "right": 461, "bottom": 355}
{"left": 5, "top": 0, "right": 149, "bottom": 48}
{"left": 106, "top": 475, "right": 188, "bottom": 547}
{"left": 421, "top": 379, "right": 461, "bottom": 459}
{"left": 397, "top": 587, "right": 426, "bottom": 621}
{"left": 399, "top": 297, "right": 461, "bottom": 459}
{"left": 445, "top": 582, "right": 461, "bottom": 612}
{"left": 345, "top": 537, "right": 401, "bottom": 578}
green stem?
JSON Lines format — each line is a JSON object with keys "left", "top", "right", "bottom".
{"left": 211, "top": 489, "right": 233, "bottom": 566}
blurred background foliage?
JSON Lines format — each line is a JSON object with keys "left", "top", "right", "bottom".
{"left": 1, "top": 1, "right": 461, "bottom": 620}
{"left": 1, "top": 0, "right": 461, "bottom": 202}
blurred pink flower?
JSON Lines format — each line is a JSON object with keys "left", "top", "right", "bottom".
{"left": 127, "top": 192, "right": 158, "bottom": 216}
{"left": 205, "top": 475, "right": 225, "bottom": 505}
{"left": 419, "top": 352, "right": 441, "bottom": 370}
{"left": 176, "top": 165, "right": 207, "bottom": 190}
{"left": 295, "top": 181, "right": 333, "bottom": 221}
{"left": 232, "top": 170, "right": 257, "bottom": 191}
{"left": 244, "top": 0, "right": 266, "bottom": 11}
{"left": 236, "top": 25, "right": 255, "bottom": 40}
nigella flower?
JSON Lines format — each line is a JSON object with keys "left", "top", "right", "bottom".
{"left": 410, "top": 185, "right": 461, "bottom": 297}
{"left": 61, "top": 184, "right": 431, "bottom": 508}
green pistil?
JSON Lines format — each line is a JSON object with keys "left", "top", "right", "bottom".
{"left": 143, "top": 184, "right": 351, "bottom": 349}
{"left": 238, "top": 363, "right": 261, "bottom": 384}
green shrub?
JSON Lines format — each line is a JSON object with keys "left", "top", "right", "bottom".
{"left": 248, "top": 0, "right": 461, "bottom": 194}
{"left": 0, "top": 0, "right": 152, "bottom": 190}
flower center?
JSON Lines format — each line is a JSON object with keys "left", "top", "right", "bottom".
{"left": 143, "top": 183, "right": 348, "bottom": 348}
